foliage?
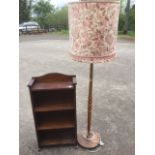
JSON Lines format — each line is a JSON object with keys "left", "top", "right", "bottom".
{"left": 128, "top": 5, "right": 135, "bottom": 31}
{"left": 118, "top": 13, "right": 125, "bottom": 31}
{"left": 119, "top": 4, "right": 135, "bottom": 32}
{"left": 32, "top": 2, "right": 68, "bottom": 29}
{"left": 33, "top": 0, "right": 54, "bottom": 26}
{"left": 19, "top": 0, "right": 31, "bottom": 23}
{"left": 53, "top": 6, "right": 68, "bottom": 29}
{"left": 120, "top": 0, "right": 126, "bottom": 14}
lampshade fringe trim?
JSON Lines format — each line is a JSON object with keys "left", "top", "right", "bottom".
{"left": 70, "top": 53, "right": 116, "bottom": 63}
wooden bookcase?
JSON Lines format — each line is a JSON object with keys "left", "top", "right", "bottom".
{"left": 28, "top": 73, "right": 77, "bottom": 148}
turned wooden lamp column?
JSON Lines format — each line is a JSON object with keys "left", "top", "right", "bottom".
{"left": 68, "top": 0, "right": 120, "bottom": 148}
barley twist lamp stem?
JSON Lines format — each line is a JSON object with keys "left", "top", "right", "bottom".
{"left": 77, "top": 63, "right": 101, "bottom": 149}
{"left": 87, "top": 63, "right": 93, "bottom": 138}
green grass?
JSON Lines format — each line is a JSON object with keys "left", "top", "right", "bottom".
{"left": 118, "top": 31, "right": 135, "bottom": 40}
{"left": 51, "top": 29, "right": 69, "bottom": 36}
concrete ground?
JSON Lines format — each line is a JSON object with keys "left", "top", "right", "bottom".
{"left": 19, "top": 34, "right": 135, "bottom": 155}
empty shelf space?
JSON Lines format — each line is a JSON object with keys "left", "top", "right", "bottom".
{"left": 36, "top": 111, "right": 75, "bottom": 130}
{"left": 37, "top": 119, "right": 75, "bottom": 130}
{"left": 40, "top": 137, "right": 76, "bottom": 146}
{"left": 32, "top": 90, "right": 74, "bottom": 105}
{"left": 39, "top": 129, "right": 76, "bottom": 146}
{"left": 34, "top": 102, "right": 74, "bottom": 112}
{"left": 31, "top": 82, "right": 74, "bottom": 91}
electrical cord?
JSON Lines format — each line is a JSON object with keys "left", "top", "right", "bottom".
{"left": 88, "top": 139, "right": 104, "bottom": 153}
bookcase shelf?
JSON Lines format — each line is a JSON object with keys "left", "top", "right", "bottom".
{"left": 31, "top": 82, "right": 74, "bottom": 91}
{"left": 36, "top": 111, "right": 75, "bottom": 130}
{"left": 40, "top": 137, "right": 76, "bottom": 146}
{"left": 37, "top": 119, "right": 75, "bottom": 131}
{"left": 28, "top": 73, "right": 77, "bottom": 148}
{"left": 39, "top": 129, "right": 76, "bottom": 147}
{"left": 34, "top": 101, "right": 74, "bottom": 112}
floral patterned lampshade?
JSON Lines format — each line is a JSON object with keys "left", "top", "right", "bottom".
{"left": 68, "top": 0, "right": 120, "bottom": 63}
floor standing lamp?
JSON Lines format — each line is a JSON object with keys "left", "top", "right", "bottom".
{"left": 68, "top": 0, "right": 120, "bottom": 149}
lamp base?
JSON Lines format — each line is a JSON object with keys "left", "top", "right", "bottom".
{"left": 77, "top": 131, "right": 100, "bottom": 149}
